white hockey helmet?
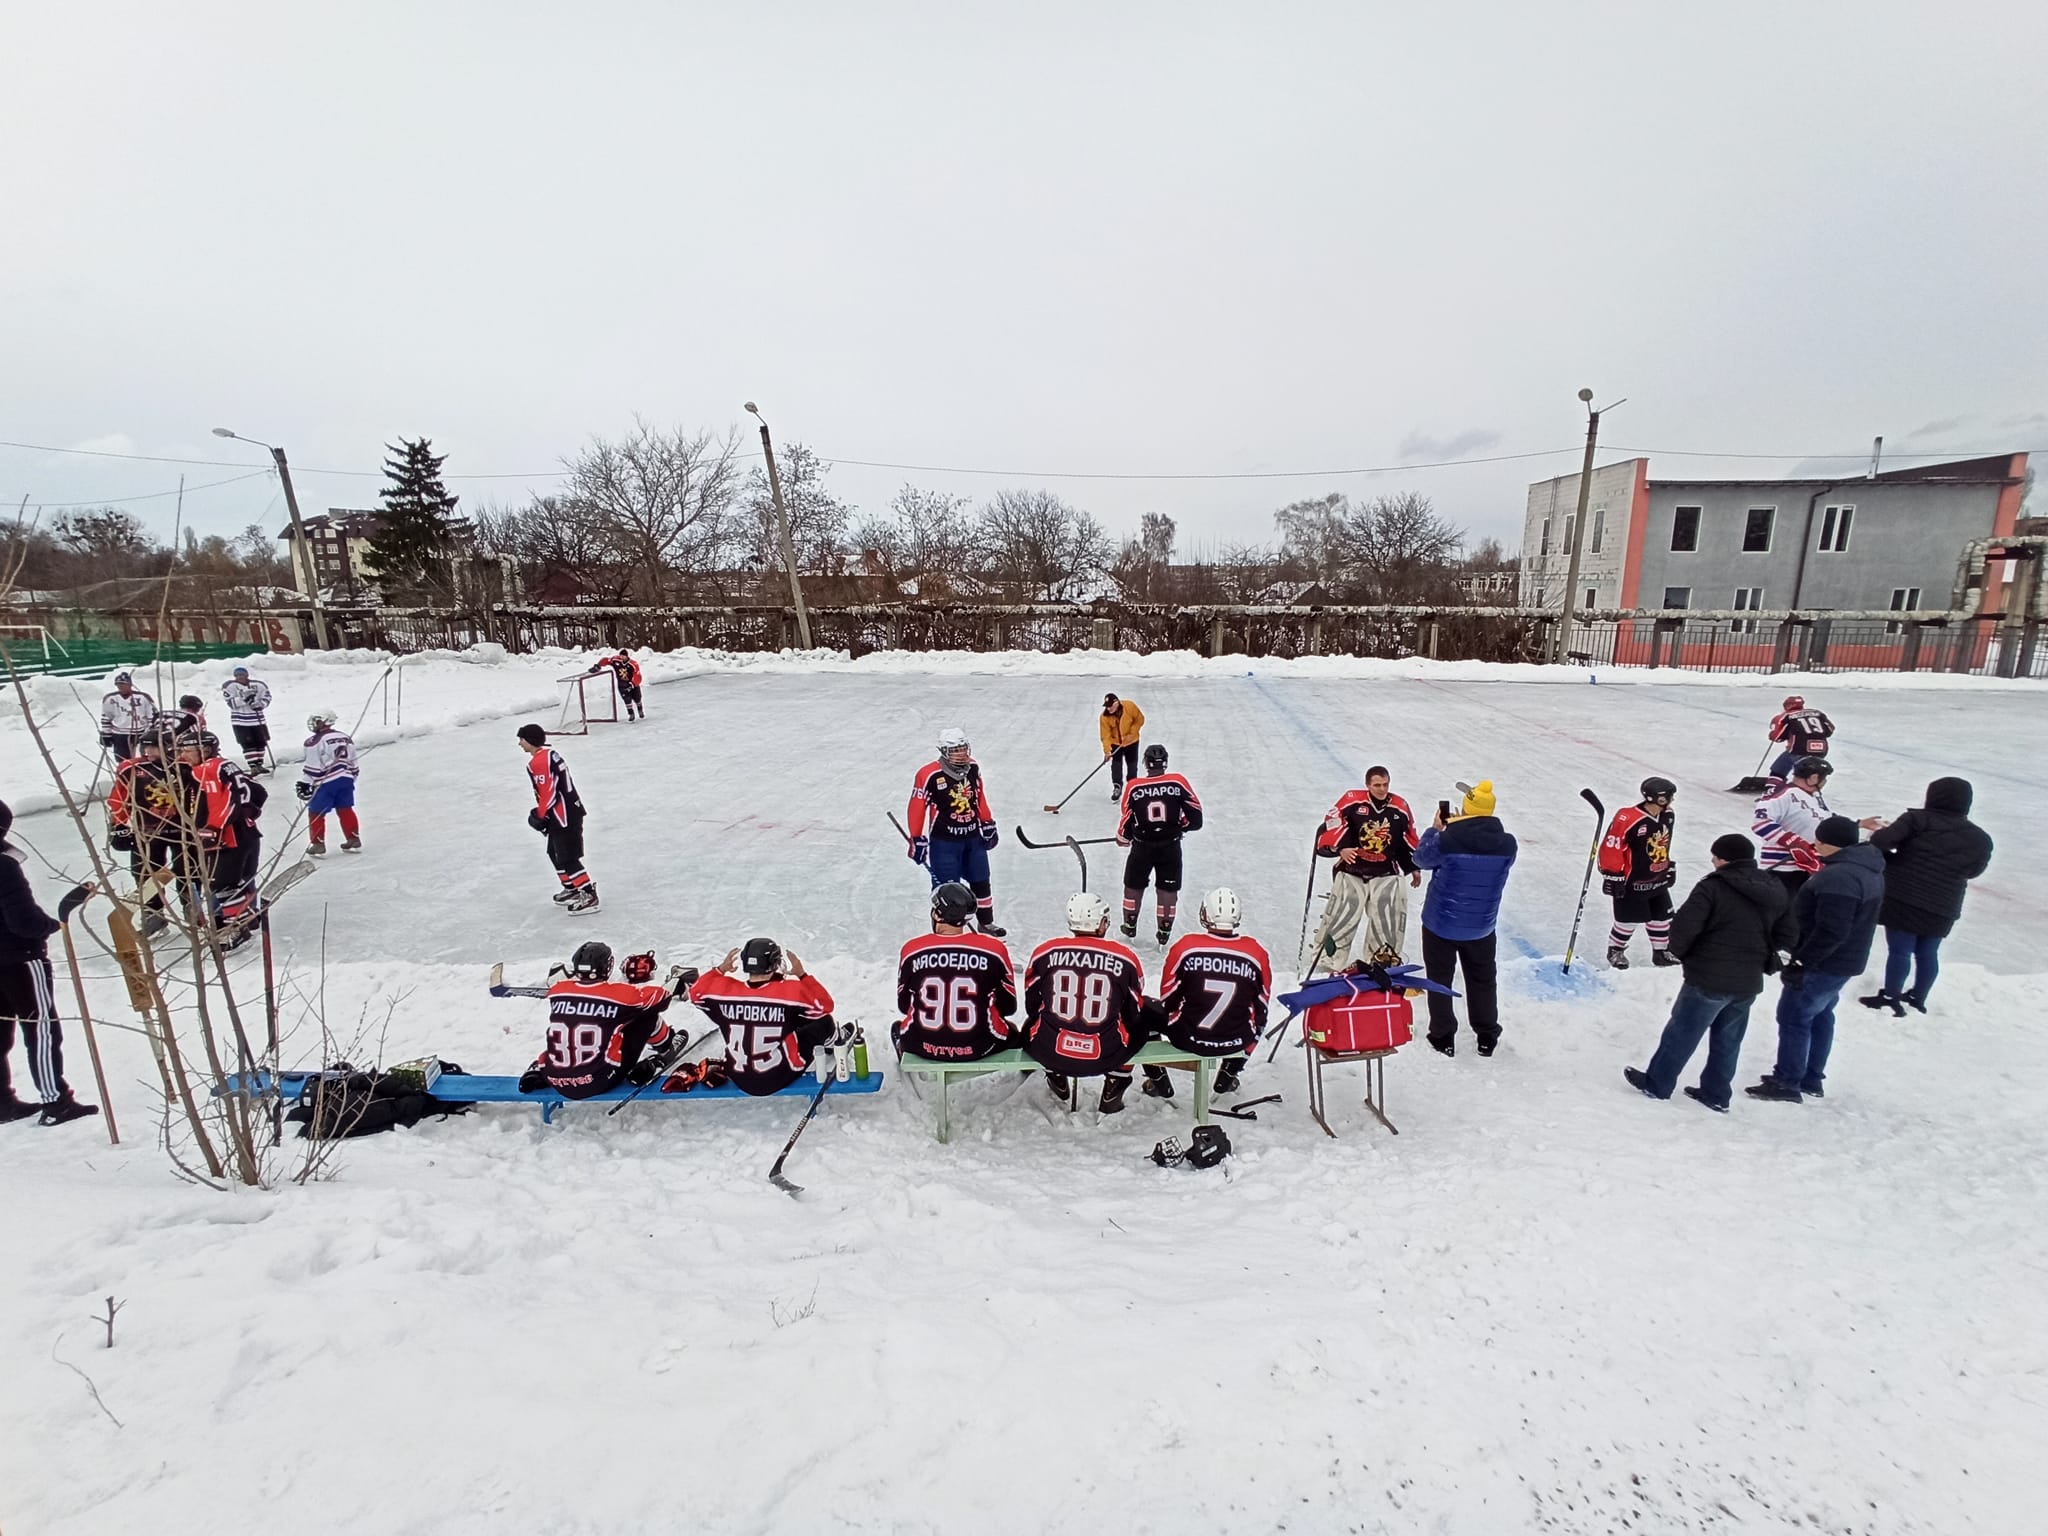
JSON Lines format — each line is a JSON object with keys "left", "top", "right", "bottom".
{"left": 306, "top": 708, "right": 338, "bottom": 732}
{"left": 937, "top": 727, "right": 971, "bottom": 768}
{"left": 1065, "top": 891, "right": 1110, "bottom": 934}
{"left": 1199, "top": 887, "right": 1242, "bottom": 934}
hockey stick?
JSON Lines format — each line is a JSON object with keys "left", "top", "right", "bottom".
{"left": 1561, "top": 788, "right": 1606, "bottom": 973}
{"left": 606, "top": 1024, "right": 719, "bottom": 1117}
{"left": 1042, "top": 756, "right": 1110, "bottom": 814}
{"left": 1064, "top": 836, "right": 1088, "bottom": 891}
{"left": 487, "top": 961, "right": 549, "bottom": 999}
{"left": 1209, "top": 1094, "right": 1281, "bottom": 1122}
{"left": 1014, "top": 827, "right": 1117, "bottom": 850}
{"left": 1295, "top": 835, "right": 1323, "bottom": 969}
{"left": 1729, "top": 744, "right": 1775, "bottom": 795}
{"left": 769, "top": 1074, "right": 836, "bottom": 1196}
{"left": 57, "top": 906, "right": 119, "bottom": 1145}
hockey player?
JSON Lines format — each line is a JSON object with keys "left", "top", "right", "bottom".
{"left": 0, "top": 799, "right": 99, "bottom": 1125}
{"left": 894, "top": 881, "right": 1018, "bottom": 1061}
{"left": 98, "top": 671, "right": 157, "bottom": 763}
{"left": 1310, "top": 766, "right": 1422, "bottom": 969}
{"left": 1767, "top": 695, "right": 1835, "bottom": 781}
{"left": 905, "top": 727, "right": 1004, "bottom": 937}
{"left": 182, "top": 731, "right": 268, "bottom": 935}
{"left": 220, "top": 666, "right": 274, "bottom": 773}
{"left": 297, "top": 710, "right": 361, "bottom": 857}
{"left": 586, "top": 652, "right": 645, "bottom": 721}
{"left": 518, "top": 943, "right": 680, "bottom": 1098}
{"left": 1022, "top": 891, "right": 1157, "bottom": 1114}
{"left": 1601, "top": 776, "right": 1679, "bottom": 968}
{"left": 1099, "top": 693, "right": 1145, "bottom": 799}
{"left": 1116, "top": 743, "right": 1204, "bottom": 946}
{"left": 1753, "top": 757, "right": 1882, "bottom": 897}
{"left": 683, "top": 938, "right": 836, "bottom": 1096}
{"left": 176, "top": 694, "right": 208, "bottom": 733}
{"left": 109, "top": 718, "right": 196, "bottom": 937}
{"left": 517, "top": 723, "right": 596, "bottom": 913}
{"left": 1159, "top": 886, "right": 1272, "bottom": 1099}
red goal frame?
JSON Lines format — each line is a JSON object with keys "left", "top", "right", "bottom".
{"left": 554, "top": 672, "right": 618, "bottom": 736}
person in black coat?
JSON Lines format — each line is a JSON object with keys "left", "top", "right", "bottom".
{"left": 1747, "top": 816, "right": 1884, "bottom": 1104}
{"left": 1860, "top": 777, "right": 1992, "bottom": 1017}
{"left": 1626, "top": 833, "right": 1797, "bottom": 1112}
{"left": 0, "top": 800, "right": 99, "bottom": 1125}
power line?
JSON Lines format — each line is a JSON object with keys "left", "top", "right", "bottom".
{"left": 2, "top": 469, "right": 275, "bottom": 510}
{"left": 810, "top": 446, "right": 1580, "bottom": 480}
{"left": 0, "top": 438, "right": 567, "bottom": 480}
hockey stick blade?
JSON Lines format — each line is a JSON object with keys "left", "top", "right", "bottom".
{"left": 1016, "top": 826, "right": 1118, "bottom": 851}
{"left": 487, "top": 961, "right": 549, "bottom": 999}
{"left": 768, "top": 1073, "right": 835, "bottom": 1197}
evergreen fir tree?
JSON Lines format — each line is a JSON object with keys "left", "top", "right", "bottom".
{"left": 366, "top": 437, "right": 459, "bottom": 598}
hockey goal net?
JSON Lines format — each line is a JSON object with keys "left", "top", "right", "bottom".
{"left": 554, "top": 672, "right": 618, "bottom": 735}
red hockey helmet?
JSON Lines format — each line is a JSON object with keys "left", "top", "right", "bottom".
{"left": 1782, "top": 694, "right": 1805, "bottom": 710}
{"left": 622, "top": 951, "right": 656, "bottom": 984}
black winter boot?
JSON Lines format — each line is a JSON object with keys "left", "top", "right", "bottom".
{"left": 1140, "top": 1065, "right": 1175, "bottom": 1100}
{"left": 1859, "top": 991, "right": 1907, "bottom": 1018}
{"left": 0, "top": 1094, "right": 39, "bottom": 1125}
{"left": 1097, "top": 1076, "right": 1131, "bottom": 1114}
{"left": 38, "top": 1093, "right": 100, "bottom": 1126}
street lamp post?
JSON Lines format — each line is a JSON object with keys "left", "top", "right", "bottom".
{"left": 743, "top": 402, "right": 813, "bottom": 651}
{"left": 212, "top": 427, "right": 331, "bottom": 650}
{"left": 1552, "top": 389, "right": 1625, "bottom": 663}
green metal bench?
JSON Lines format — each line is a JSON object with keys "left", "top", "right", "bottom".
{"left": 898, "top": 1040, "right": 1215, "bottom": 1143}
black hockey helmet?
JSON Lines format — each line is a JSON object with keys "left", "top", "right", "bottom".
{"left": 1793, "top": 755, "right": 1833, "bottom": 780}
{"left": 570, "top": 941, "right": 614, "bottom": 983}
{"left": 517, "top": 723, "right": 547, "bottom": 748}
{"left": 1640, "top": 776, "right": 1676, "bottom": 802}
{"left": 622, "top": 951, "right": 656, "bottom": 984}
{"left": 931, "top": 881, "right": 977, "bottom": 928}
{"left": 179, "top": 694, "right": 204, "bottom": 712}
{"left": 1143, "top": 744, "right": 1169, "bottom": 775}
{"left": 741, "top": 936, "right": 783, "bottom": 977}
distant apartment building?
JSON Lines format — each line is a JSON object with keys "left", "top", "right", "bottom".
{"left": 280, "top": 509, "right": 386, "bottom": 600}
{"left": 1520, "top": 454, "right": 2030, "bottom": 625}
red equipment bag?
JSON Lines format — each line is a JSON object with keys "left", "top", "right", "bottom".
{"left": 1303, "top": 987, "right": 1413, "bottom": 1054}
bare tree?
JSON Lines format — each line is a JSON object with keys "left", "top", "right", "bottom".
{"left": 1273, "top": 494, "right": 1347, "bottom": 585}
{"left": 557, "top": 420, "right": 743, "bottom": 602}
{"left": 975, "top": 489, "right": 1113, "bottom": 601}
{"left": 474, "top": 496, "right": 637, "bottom": 603}
{"left": 1337, "top": 492, "right": 1466, "bottom": 603}
{"left": 743, "top": 442, "right": 850, "bottom": 575}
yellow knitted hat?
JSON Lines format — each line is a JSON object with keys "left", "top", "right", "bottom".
{"left": 1458, "top": 780, "right": 1497, "bottom": 817}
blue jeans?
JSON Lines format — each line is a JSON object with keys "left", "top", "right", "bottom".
{"left": 1771, "top": 970, "right": 1850, "bottom": 1092}
{"left": 1642, "top": 983, "right": 1753, "bottom": 1109}
{"left": 1882, "top": 929, "right": 1941, "bottom": 1002}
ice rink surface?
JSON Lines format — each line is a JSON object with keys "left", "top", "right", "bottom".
{"left": 4, "top": 658, "right": 2044, "bottom": 1535}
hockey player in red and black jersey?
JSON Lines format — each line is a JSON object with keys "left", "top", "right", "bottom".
{"left": 1767, "top": 695, "right": 1835, "bottom": 781}
{"left": 1159, "top": 887, "right": 1273, "bottom": 1098}
{"left": 895, "top": 881, "right": 1018, "bottom": 1062}
{"left": 1310, "top": 765, "right": 1421, "bottom": 968}
{"left": 586, "top": 652, "right": 645, "bottom": 721}
{"left": 905, "top": 726, "right": 1004, "bottom": 936}
{"left": 179, "top": 730, "right": 268, "bottom": 938}
{"left": 518, "top": 944, "right": 680, "bottom": 1098}
{"left": 1601, "top": 777, "right": 1679, "bottom": 968}
{"left": 683, "top": 937, "right": 836, "bottom": 1096}
{"left": 517, "top": 724, "right": 598, "bottom": 913}
{"left": 1023, "top": 892, "right": 1160, "bottom": 1114}
{"left": 1116, "top": 744, "right": 1204, "bottom": 947}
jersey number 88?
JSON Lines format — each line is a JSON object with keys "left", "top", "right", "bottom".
{"left": 1048, "top": 969, "right": 1113, "bottom": 1026}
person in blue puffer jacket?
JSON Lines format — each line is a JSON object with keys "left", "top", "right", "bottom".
{"left": 1413, "top": 779, "right": 1518, "bottom": 1057}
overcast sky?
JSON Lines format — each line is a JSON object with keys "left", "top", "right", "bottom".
{"left": 4, "top": 1, "right": 2043, "bottom": 558}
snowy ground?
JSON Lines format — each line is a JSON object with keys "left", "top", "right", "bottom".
{"left": 4, "top": 651, "right": 2045, "bottom": 1534}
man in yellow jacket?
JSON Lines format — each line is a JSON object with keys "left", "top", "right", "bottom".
{"left": 1099, "top": 693, "right": 1145, "bottom": 801}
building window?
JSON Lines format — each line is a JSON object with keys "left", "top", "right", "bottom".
{"left": 1732, "top": 586, "right": 1764, "bottom": 634}
{"left": 1584, "top": 587, "right": 1597, "bottom": 611}
{"left": 1670, "top": 507, "right": 1701, "bottom": 552}
{"left": 1538, "top": 518, "right": 1552, "bottom": 557}
{"left": 1887, "top": 586, "right": 1922, "bottom": 635}
{"left": 1663, "top": 586, "right": 1691, "bottom": 610}
{"left": 1534, "top": 587, "right": 1547, "bottom": 607}
{"left": 1818, "top": 505, "right": 1854, "bottom": 552}
{"left": 1742, "top": 507, "right": 1775, "bottom": 553}
{"left": 1590, "top": 508, "right": 1607, "bottom": 554}
{"left": 1564, "top": 512, "right": 1577, "bottom": 553}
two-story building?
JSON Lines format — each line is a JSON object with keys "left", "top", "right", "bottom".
{"left": 1520, "top": 453, "right": 2030, "bottom": 660}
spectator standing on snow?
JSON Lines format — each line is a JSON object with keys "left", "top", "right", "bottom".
{"left": 0, "top": 799, "right": 99, "bottom": 1125}
{"left": 1625, "top": 833, "right": 1796, "bottom": 1113}
{"left": 1860, "top": 777, "right": 1993, "bottom": 1017}
{"left": 1413, "top": 779, "right": 1517, "bottom": 1058}
{"left": 1746, "top": 816, "right": 1883, "bottom": 1105}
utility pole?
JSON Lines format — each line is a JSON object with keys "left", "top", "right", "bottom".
{"left": 1553, "top": 389, "right": 1624, "bottom": 663}
{"left": 744, "top": 402, "right": 813, "bottom": 650}
{"left": 213, "top": 427, "right": 331, "bottom": 650}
